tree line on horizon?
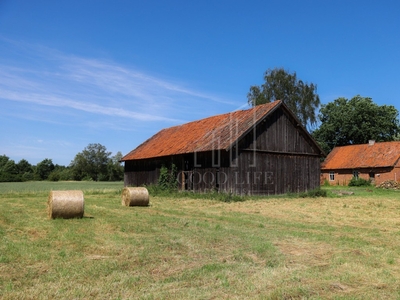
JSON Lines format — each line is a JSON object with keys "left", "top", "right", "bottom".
{"left": 0, "top": 143, "right": 124, "bottom": 182}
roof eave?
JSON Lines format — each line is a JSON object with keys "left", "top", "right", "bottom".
{"left": 321, "top": 165, "right": 395, "bottom": 171}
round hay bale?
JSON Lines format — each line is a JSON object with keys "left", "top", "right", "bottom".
{"left": 121, "top": 187, "right": 149, "bottom": 206}
{"left": 48, "top": 190, "right": 85, "bottom": 219}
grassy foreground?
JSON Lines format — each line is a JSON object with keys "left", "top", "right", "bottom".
{"left": 1, "top": 182, "right": 400, "bottom": 299}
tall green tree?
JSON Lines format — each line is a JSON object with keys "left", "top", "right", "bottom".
{"left": 35, "top": 158, "right": 55, "bottom": 180}
{"left": 0, "top": 155, "right": 19, "bottom": 182}
{"left": 17, "top": 159, "right": 34, "bottom": 181}
{"left": 247, "top": 68, "right": 320, "bottom": 128}
{"left": 0, "top": 155, "right": 10, "bottom": 169}
{"left": 312, "top": 95, "right": 400, "bottom": 154}
{"left": 70, "top": 143, "right": 111, "bottom": 181}
{"left": 0, "top": 156, "right": 35, "bottom": 181}
{"left": 17, "top": 159, "right": 33, "bottom": 174}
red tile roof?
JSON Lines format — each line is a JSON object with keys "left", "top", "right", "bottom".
{"left": 321, "top": 141, "right": 400, "bottom": 170}
{"left": 121, "top": 101, "right": 282, "bottom": 161}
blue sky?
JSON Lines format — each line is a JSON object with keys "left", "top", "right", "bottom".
{"left": 1, "top": 0, "right": 399, "bottom": 166}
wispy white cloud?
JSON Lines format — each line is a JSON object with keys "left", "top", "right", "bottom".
{"left": 60, "top": 56, "right": 236, "bottom": 105}
{"left": 0, "top": 38, "right": 237, "bottom": 127}
{"left": 0, "top": 87, "right": 177, "bottom": 122}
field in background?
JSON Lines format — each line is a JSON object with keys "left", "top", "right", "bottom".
{"left": 0, "top": 181, "right": 123, "bottom": 193}
{"left": 1, "top": 182, "right": 400, "bottom": 299}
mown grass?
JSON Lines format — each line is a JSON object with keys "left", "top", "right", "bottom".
{"left": 1, "top": 182, "right": 400, "bottom": 299}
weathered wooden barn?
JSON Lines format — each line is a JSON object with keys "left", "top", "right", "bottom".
{"left": 121, "top": 100, "right": 324, "bottom": 195}
{"left": 321, "top": 140, "right": 400, "bottom": 186}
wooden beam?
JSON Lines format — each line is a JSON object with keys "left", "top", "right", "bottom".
{"left": 241, "top": 149, "right": 321, "bottom": 157}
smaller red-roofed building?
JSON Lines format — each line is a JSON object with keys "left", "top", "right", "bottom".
{"left": 321, "top": 140, "right": 400, "bottom": 185}
{"left": 121, "top": 101, "right": 324, "bottom": 195}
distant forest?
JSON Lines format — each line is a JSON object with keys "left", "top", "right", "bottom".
{"left": 0, "top": 143, "right": 123, "bottom": 182}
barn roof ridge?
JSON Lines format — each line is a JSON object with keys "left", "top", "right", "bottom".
{"left": 168, "top": 105, "right": 267, "bottom": 129}
{"left": 329, "top": 140, "right": 400, "bottom": 148}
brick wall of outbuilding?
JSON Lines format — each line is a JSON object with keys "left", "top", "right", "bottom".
{"left": 321, "top": 166, "right": 400, "bottom": 186}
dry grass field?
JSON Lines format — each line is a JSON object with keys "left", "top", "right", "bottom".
{"left": 1, "top": 182, "right": 400, "bottom": 299}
